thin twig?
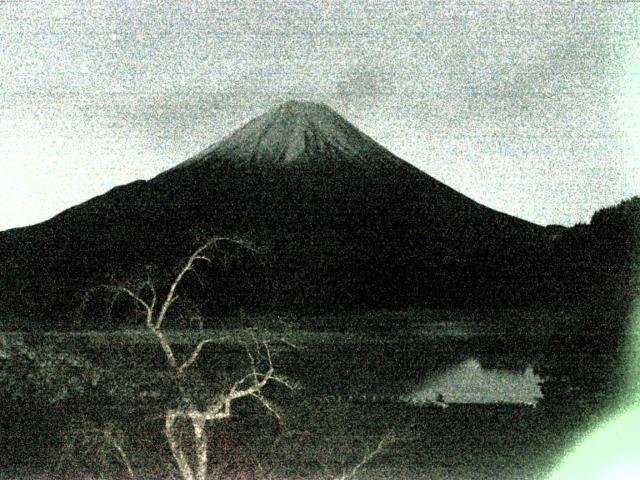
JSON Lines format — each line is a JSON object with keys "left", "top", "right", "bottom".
{"left": 335, "top": 432, "right": 398, "bottom": 480}
{"left": 104, "top": 430, "right": 137, "bottom": 480}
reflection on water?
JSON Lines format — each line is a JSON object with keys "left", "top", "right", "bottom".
{"left": 405, "top": 357, "right": 545, "bottom": 405}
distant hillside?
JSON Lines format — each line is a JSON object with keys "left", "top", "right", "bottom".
{"left": 0, "top": 102, "right": 634, "bottom": 330}
{"left": 545, "top": 196, "right": 640, "bottom": 317}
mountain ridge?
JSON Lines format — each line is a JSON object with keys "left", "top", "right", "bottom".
{"left": 0, "top": 100, "right": 559, "bottom": 329}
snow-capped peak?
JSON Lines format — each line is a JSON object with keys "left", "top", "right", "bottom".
{"left": 176, "top": 100, "right": 406, "bottom": 171}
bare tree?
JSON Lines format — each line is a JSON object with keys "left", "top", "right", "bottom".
{"left": 91, "top": 237, "right": 293, "bottom": 480}
{"left": 81, "top": 237, "right": 408, "bottom": 480}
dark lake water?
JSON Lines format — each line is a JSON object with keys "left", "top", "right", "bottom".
{"left": 12, "top": 318, "right": 620, "bottom": 408}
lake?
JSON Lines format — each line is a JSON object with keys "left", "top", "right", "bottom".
{"left": 0, "top": 314, "right": 626, "bottom": 478}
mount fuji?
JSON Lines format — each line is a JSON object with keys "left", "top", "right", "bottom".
{"left": 0, "top": 101, "right": 549, "bottom": 329}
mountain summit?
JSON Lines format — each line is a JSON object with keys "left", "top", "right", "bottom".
{"left": 176, "top": 100, "right": 407, "bottom": 172}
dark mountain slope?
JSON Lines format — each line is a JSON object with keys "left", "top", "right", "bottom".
{"left": 0, "top": 101, "right": 550, "bottom": 329}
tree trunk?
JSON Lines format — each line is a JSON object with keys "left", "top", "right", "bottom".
{"left": 193, "top": 416, "right": 208, "bottom": 480}
{"left": 165, "top": 412, "right": 195, "bottom": 480}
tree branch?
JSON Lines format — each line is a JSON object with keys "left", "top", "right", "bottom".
{"left": 335, "top": 432, "right": 398, "bottom": 480}
{"left": 103, "top": 429, "right": 136, "bottom": 480}
{"left": 249, "top": 392, "right": 281, "bottom": 421}
{"left": 156, "top": 237, "right": 229, "bottom": 330}
{"left": 176, "top": 337, "right": 227, "bottom": 376}
{"left": 227, "top": 343, "right": 275, "bottom": 402}
{"left": 150, "top": 326, "right": 178, "bottom": 369}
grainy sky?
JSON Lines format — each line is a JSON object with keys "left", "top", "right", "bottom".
{"left": 1, "top": 0, "right": 639, "bottom": 231}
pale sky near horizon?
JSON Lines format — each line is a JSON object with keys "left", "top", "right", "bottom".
{"left": 1, "top": 0, "right": 639, "bottom": 231}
